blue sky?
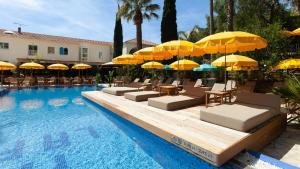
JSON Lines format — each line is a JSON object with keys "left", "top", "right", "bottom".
{"left": 0, "top": 0, "right": 209, "bottom": 43}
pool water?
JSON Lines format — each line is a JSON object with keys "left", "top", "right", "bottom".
{"left": 0, "top": 87, "right": 232, "bottom": 169}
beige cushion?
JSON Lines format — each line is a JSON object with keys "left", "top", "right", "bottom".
{"left": 236, "top": 92, "right": 281, "bottom": 113}
{"left": 200, "top": 103, "right": 276, "bottom": 132}
{"left": 148, "top": 95, "right": 203, "bottom": 110}
{"left": 124, "top": 91, "right": 160, "bottom": 102}
{"left": 102, "top": 87, "right": 139, "bottom": 96}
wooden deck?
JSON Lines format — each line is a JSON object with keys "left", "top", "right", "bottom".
{"left": 82, "top": 91, "right": 286, "bottom": 166}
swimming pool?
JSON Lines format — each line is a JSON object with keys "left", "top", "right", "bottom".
{"left": 0, "top": 87, "right": 233, "bottom": 169}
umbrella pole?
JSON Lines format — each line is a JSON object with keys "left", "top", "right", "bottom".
{"left": 1, "top": 70, "right": 3, "bottom": 86}
{"left": 224, "top": 46, "right": 227, "bottom": 91}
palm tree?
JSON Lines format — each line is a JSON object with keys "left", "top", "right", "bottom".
{"left": 273, "top": 75, "right": 300, "bottom": 123}
{"left": 210, "top": 0, "right": 214, "bottom": 34}
{"left": 118, "top": 0, "right": 160, "bottom": 50}
{"left": 227, "top": 0, "right": 234, "bottom": 31}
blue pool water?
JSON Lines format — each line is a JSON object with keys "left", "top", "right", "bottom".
{"left": 0, "top": 87, "right": 233, "bottom": 169}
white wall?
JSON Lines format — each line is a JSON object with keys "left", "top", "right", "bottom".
{"left": 0, "top": 36, "right": 112, "bottom": 64}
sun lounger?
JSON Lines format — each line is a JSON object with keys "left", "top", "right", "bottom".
{"left": 148, "top": 86, "right": 208, "bottom": 110}
{"left": 48, "top": 77, "right": 56, "bottom": 85}
{"left": 200, "top": 92, "right": 281, "bottom": 132}
{"left": 102, "top": 87, "right": 140, "bottom": 96}
{"left": 194, "top": 79, "right": 204, "bottom": 87}
{"left": 37, "top": 77, "right": 45, "bottom": 86}
{"left": 124, "top": 91, "right": 160, "bottom": 102}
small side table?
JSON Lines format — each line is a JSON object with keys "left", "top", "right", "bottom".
{"left": 159, "top": 85, "right": 177, "bottom": 96}
{"left": 205, "top": 91, "right": 232, "bottom": 107}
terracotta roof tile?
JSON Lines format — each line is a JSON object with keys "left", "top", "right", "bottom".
{"left": 124, "top": 38, "right": 157, "bottom": 46}
{"left": 0, "top": 29, "right": 112, "bottom": 46}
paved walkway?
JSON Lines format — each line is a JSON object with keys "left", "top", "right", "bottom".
{"left": 262, "top": 125, "right": 300, "bottom": 167}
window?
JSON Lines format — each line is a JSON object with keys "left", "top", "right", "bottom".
{"left": 28, "top": 45, "right": 38, "bottom": 56}
{"left": 48, "top": 47, "right": 55, "bottom": 54}
{"left": 98, "top": 52, "right": 102, "bottom": 60}
{"left": 0, "top": 42, "right": 9, "bottom": 49}
{"left": 59, "top": 47, "right": 68, "bottom": 55}
{"left": 79, "top": 47, "right": 88, "bottom": 62}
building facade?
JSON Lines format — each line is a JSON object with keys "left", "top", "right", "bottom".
{"left": 0, "top": 28, "right": 156, "bottom": 65}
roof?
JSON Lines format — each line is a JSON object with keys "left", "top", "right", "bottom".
{"left": 0, "top": 29, "right": 112, "bottom": 46}
{"left": 124, "top": 38, "right": 157, "bottom": 46}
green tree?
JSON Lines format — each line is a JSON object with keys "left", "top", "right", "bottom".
{"left": 161, "top": 0, "right": 178, "bottom": 42}
{"left": 178, "top": 26, "right": 209, "bottom": 42}
{"left": 119, "top": 0, "right": 159, "bottom": 50}
{"left": 113, "top": 4, "right": 123, "bottom": 58}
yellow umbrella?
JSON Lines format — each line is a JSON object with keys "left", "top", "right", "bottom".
{"left": 273, "top": 58, "right": 300, "bottom": 70}
{"left": 112, "top": 54, "right": 143, "bottom": 65}
{"left": 72, "top": 63, "right": 92, "bottom": 70}
{"left": 155, "top": 40, "right": 205, "bottom": 57}
{"left": 48, "top": 63, "right": 69, "bottom": 84}
{"left": 19, "top": 62, "right": 45, "bottom": 77}
{"left": 291, "top": 28, "right": 300, "bottom": 36}
{"left": 133, "top": 47, "right": 173, "bottom": 61}
{"left": 19, "top": 62, "right": 45, "bottom": 69}
{"left": 0, "top": 61, "right": 16, "bottom": 70}
{"left": 47, "top": 63, "right": 69, "bottom": 70}
{"left": 170, "top": 59, "right": 200, "bottom": 70}
{"left": 141, "top": 61, "right": 164, "bottom": 69}
{"left": 72, "top": 63, "right": 92, "bottom": 78}
{"left": 212, "top": 54, "right": 258, "bottom": 67}
{"left": 196, "top": 31, "right": 267, "bottom": 90}
{"left": 226, "top": 66, "right": 258, "bottom": 71}
{"left": 0, "top": 61, "right": 16, "bottom": 85}
{"left": 196, "top": 31, "right": 267, "bottom": 54}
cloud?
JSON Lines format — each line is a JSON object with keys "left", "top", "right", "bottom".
{"left": 0, "top": 0, "right": 209, "bottom": 43}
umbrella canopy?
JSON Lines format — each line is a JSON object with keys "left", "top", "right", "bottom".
{"left": 170, "top": 59, "right": 200, "bottom": 70}
{"left": 112, "top": 54, "right": 143, "bottom": 65}
{"left": 226, "top": 66, "right": 258, "bottom": 71}
{"left": 133, "top": 47, "right": 173, "bottom": 61}
{"left": 0, "top": 61, "right": 16, "bottom": 70}
{"left": 72, "top": 63, "right": 92, "bottom": 70}
{"left": 273, "top": 58, "right": 300, "bottom": 70}
{"left": 155, "top": 40, "right": 205, "bottom": 57}
{"left": 141, "top": 61, "right": 164, "bottom": 69}
{"left": 19, "top": 62, "right": 45, "bottom": 69}
{"left": 292, "top": 28, "right": 300, "bottom": 36}
{"left": 212, "top": 54, "right": 258, "bottom": 67}
{"left": 193, "top": 64, "right": 217, "bottom": 71}
{"left": 196, "top": 31, "right": 267, "bottom": 54}
{"left": 47, "top": 63, "right": 69, "bottom": 70}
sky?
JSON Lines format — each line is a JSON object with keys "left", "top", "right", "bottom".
{"left": 0, "top": 0, "right": 209, "bottom": 43}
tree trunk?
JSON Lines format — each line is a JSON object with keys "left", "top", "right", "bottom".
{"left": 227, "top": 0, "right": 234, "bottom": 31}
{"left": 210, "top": 0, "right": 214, "bottom": 35}
{"left": 136, "top": 23, "right": 143, "bottom": 50}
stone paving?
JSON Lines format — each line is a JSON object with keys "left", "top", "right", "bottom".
{"left": 262, "top": 125, "right": 300, "bottom": 167}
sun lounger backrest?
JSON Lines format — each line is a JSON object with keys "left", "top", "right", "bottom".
{"left": 211, "top": 83, "right": 225, "bottom": 91}
{"left": 236, "top": 92, "right": 281, "bottom": 113}
{"left": 133, "top": 78, "right": 140, "bottom": 83}
{"left": 194, "top": 79, "right": 203, "bottom": 87}
{"left": 172, "top": 80, "right": 181, "bottom": 87}
{"left": 226, "top": 80, "right": 236, "bottom": 90}
{"left": 143, "top": 79, "right": 151, "bottom": 84}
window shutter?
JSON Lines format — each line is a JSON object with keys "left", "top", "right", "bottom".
{"left": 60, "top": 47, "right": 64, "bottom": 55}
